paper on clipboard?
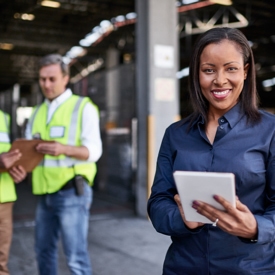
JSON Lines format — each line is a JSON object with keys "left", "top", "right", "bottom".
{"left": 0, "top": 139, "right": 54, "bottom": 172}
{"left": 173, "top": 171, "right": 236, "bottom": 223}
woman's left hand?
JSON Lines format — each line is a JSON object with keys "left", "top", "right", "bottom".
{"left": 192, "top": 195, "right": 258, "bottom": 239}
{"left": 174, "top": 194, "right": 204, "bottom": 229}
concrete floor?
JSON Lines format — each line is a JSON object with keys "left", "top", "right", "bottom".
{"left": 8, "top": 180, "right": 171, "bottom": 275}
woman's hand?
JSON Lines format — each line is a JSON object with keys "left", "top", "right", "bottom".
{"left": 174, "top": 194, "right": 204, "bottom": 229}
{"left": 192, "top": 195, "right": 258, "bottom": 239}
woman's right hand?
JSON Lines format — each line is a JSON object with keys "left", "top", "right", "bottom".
{"left": 174, "top": 194, "right": 204, "bottom": 229}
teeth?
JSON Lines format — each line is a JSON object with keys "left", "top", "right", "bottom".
{"left": 213, "top": 90, "right": 229, "bottom": 95}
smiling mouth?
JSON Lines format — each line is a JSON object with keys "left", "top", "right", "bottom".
{"left": 212, "top": 89, "right": 231, "bottom": 98}
{"left": 212, "top": 89, "right": 231, "bottom": 95}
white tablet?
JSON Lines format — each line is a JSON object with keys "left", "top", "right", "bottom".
{"left": 173, "top": 171, "right": 236, "bottom": 223}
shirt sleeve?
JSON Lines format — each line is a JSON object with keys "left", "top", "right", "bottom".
{"left": 254, "top": 131, "right": 275, "bottom": 244}
{"left": 147, "top": 126, "right": 204, "bottom": 237}
{"left": 81, "top": 102, "right": 102, "bottom": 162}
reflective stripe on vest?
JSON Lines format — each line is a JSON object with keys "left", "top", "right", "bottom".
{"left": 38, "top": 158, "right": 90, "bottom": 167}
{"left": 0, "top": 132, "right": 10, "bottom": 143}
{"left": 0, "top": 111, "right": 16, "bottom": 202}
{"left": 30, "top": 95, "right": 97, "bottom": 194}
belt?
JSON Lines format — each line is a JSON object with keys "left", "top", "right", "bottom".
{"left": 60, "top": 178, "right": 75, "bottom": 190}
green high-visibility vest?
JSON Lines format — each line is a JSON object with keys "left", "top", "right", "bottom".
{"left": 0, "top": 110, "right": 17, "bottom": 202}
{"left": 29, "top": 95, "right": 98, "bottom": 195}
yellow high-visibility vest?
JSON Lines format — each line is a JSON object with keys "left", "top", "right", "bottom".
{"left": 0, "top": 110, "right": 17, "bottom": 202}
{"left": 29, "top": 95, "right": 97, "bottom": 194}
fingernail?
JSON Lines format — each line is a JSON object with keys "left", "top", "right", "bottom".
{"left": 192, "top": 200, "right": 200, "bottom": 207}
{"left": 213, "top": 195, "right": 219, "bottom": 200}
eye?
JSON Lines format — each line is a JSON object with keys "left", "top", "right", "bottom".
{"left": 227, "top": 67, "right": 238, "bottom": 72}
{"left": 202, "top": 68, "right": 215, "bottom": 73}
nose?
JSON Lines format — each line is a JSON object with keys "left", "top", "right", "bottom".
{"left": 213, "top": 71, "right": 227, "bottom": 85}
{"left": 43, "top": 79, "right": 51, "bottom": 88}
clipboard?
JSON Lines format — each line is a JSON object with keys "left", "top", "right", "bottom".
{"left": 0, "top": 139, "right": 54, "bottom": 173}
{"left": 173, "top": 171, "right": 236, "bottom": 223}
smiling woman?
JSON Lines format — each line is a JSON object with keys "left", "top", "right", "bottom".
{"left": 199, "top": 40, "right": 249, "bottom": 108}
{"left": 148, "top": 27, "right": 275, "bottom": 275}
{"left": 199, "top": 39, "right": 250, "bottom": 143}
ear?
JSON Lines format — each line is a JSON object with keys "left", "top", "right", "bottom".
{"left": 63, "top": 74, "right": 69, "bottom": 85}
{"left": 244, "top": 63, "right": 249, "bottom": 79}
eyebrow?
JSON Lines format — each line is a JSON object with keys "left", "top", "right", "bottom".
{"left": 201, "top": 61, "right": 241, "bottom": 66}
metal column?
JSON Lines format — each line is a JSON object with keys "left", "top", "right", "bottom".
{"left": 136, "top": 0, "right": 179, "bottom": 217}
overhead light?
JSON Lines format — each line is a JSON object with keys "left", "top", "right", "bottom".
{"left": 115, "top": 15, "right": 125, "bottom": 22}
{"left": 21, "top": 13, "right": 35, "bottom": 21}
{"left": 99, "top": 20, "right": 113, "bottom": 33}
{"left": 70, "top": 58, "right": 104, "bottom": 84}
{"left": 248, "top": 40, "right": 254, "bottom": 48}
{"left": 66, "top": 46, "right": 86, "bottom": 59}
{"left": 209, "top": 0, "right": 232, "bottom": 5}
{"left": 62, "top": 56, "right": 71, "bottom": 65}
{"left": 79, "top": 32, "right": 101, "bottom": 47}
{"left": 125, "top": 12, "right": 137, "bottom": 20}
{"left": 14, "top": 13, "right": 35, "bottom": 21}
{"left": 92, "top": 26, "right": 101, "bottom": 33}
{"left": 41, "top": 1, "right": 61, "bottom": 8}
{"left": 100, "top": 20, "right": 112, "bottom": 28}
{"left": 176, "top": 67, "right": 190, "bottom": 79}
{"left": 0, "top": 43, "right": 14, "bottom": 50}
{"left": 64, "top": 46, "right": 87, "bottom": 65}
{"left": 182, "top": 0, "right": 199, "bottom": 4}
{"left": 262, "top": 77, "right": 275, "bottom": 91}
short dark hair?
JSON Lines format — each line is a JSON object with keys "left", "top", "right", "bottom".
{"left": 38, "top": 53, "right": 70, "bottom": 76}
{"left": 188, "top": 27, "right": 260, "bottom": 124}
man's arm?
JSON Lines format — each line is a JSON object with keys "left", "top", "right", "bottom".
{"left": 80, "top": 101, "right": 102, "bottom": 162}
{"left": 35, "top": 142, "right": 89, "bottom": 160}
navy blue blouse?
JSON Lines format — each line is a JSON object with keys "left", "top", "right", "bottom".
{"left": 148, "top": 103, "right": 275, "bottom": 274}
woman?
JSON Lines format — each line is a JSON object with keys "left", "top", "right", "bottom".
{"left": 147, "top": 27, "right": 275, "bottom": 274}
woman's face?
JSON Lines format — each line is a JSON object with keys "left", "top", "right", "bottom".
{"left": 199, "top": 39, "right": 249, "bottom": 116}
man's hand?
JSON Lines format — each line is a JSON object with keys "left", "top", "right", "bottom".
{"left": 0, "top": 150, "right": 22, "bottom": 169}
{"left": 9, "top": 166, "right": 27, "bottom": 183}
{"left": 36, "top": 141, "right": 66, "bottom": 156}
{"left": 36, "top": 142, "right": 89, "bottom": 160}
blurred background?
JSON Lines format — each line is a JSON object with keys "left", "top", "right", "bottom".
{"left": 0, "top": 0, "right": 274, "bottom": 219}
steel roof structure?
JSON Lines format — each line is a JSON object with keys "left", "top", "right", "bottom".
{"left": 0, "top": 0, "right": 274, "bottom": 107}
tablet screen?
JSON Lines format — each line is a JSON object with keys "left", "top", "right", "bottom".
{"left": 173, "top": 171, "right": 236, "bottom": 223}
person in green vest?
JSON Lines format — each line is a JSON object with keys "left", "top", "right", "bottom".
{"left": 25, "top": 54, "right": 102, "bottom": 275}
{"left": 0, "top": 110, "right": 27, "bottom": 275}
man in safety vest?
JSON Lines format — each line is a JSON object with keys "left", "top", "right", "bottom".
{"left": 0, "top": 109, "right": 27, "bottom": 275}
{"left": 25, "top": 54, "right": 102, "bottom": 275}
